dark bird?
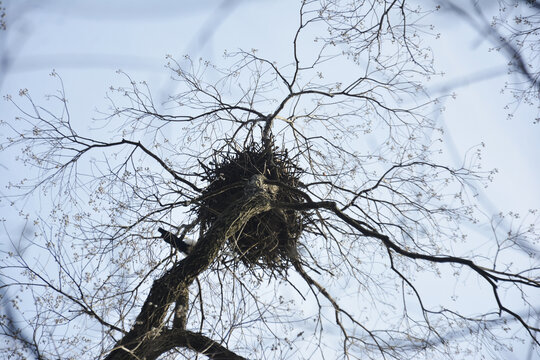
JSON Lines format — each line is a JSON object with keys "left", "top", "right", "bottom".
{"left": 158, "top": 227, "right": 192, "bottom": 254}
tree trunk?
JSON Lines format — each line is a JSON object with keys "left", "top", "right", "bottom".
{"left": 105, "top": 187, "right": 272, "bottom": 360}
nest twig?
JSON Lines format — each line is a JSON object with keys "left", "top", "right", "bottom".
{"left": 195, "top": 141, "right": 305, "bottom": 271}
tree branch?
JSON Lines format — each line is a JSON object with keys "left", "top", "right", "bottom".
{"left": 105, "top": 182, "right": 273, "bottom": 360}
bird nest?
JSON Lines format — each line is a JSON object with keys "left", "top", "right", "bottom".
{"left": 196, "top": 142, "right": 305, "bottom": 270}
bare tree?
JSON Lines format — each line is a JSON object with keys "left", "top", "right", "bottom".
{"left": 1, "top": 1, "right": 539, "bottom": 359}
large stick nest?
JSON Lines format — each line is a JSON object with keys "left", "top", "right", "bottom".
{"left": 196, "top": 142, "right": 305, "bottom": 270}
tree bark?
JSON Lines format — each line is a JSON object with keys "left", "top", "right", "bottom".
{"left": 105, "top": 189, "right": 272, "bottom": 360}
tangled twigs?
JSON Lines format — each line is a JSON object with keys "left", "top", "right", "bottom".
{"left": 196, "top": 141, "right": 306, "bottom": 271}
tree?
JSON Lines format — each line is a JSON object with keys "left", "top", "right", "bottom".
{"left": 1, "top": 1, "right": 539, "bottom": 359}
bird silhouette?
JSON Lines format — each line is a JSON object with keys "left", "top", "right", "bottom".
{"left": 157, "top": 227, "right": 192, "bottom": 254}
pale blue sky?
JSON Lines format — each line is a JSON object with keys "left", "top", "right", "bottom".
{"left": 0, "top": 1, "right": 538, "bottom": 359}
